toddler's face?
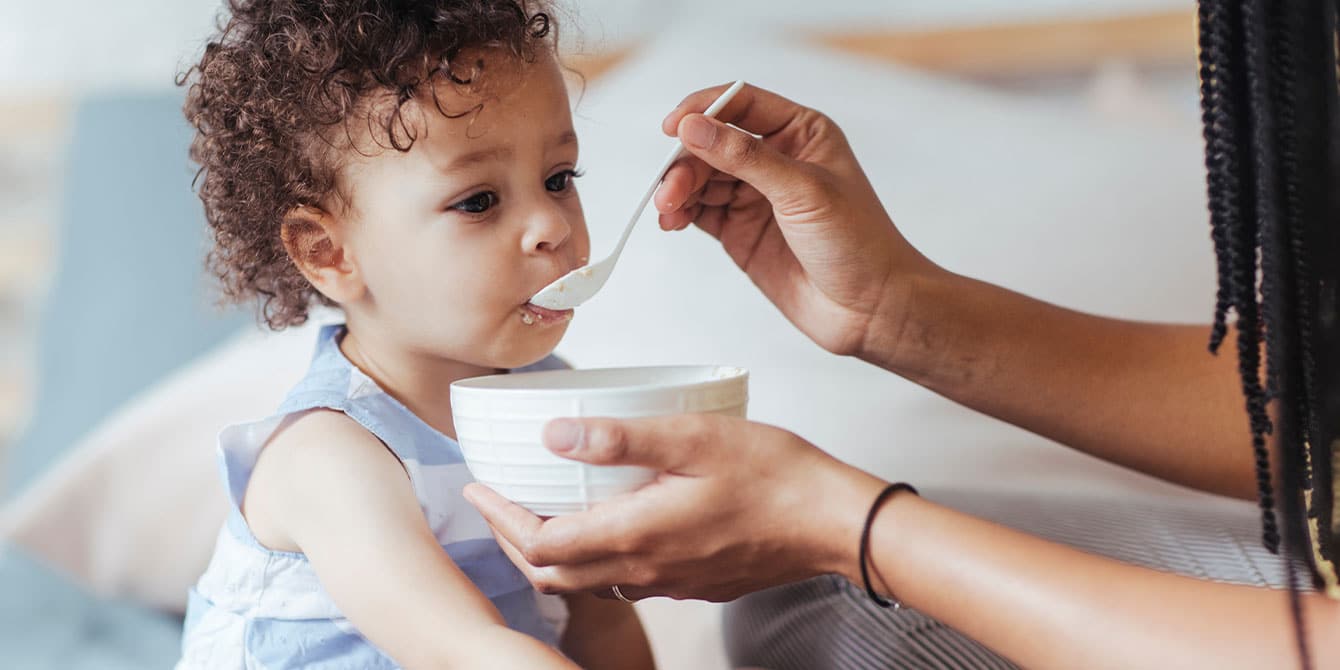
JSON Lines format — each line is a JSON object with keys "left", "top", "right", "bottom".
{"left": 337, "top": 51, "right": 589, "bottom": 368}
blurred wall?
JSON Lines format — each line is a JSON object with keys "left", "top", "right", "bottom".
{"left": 1, "top": 0, "right": 1189, "bottom": 93}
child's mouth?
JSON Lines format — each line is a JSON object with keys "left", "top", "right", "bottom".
{"left": 520, "top": 302, "right": 574, "bottom": 326}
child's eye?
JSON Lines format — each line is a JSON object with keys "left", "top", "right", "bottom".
{"left": 450, "top": 191, "right": 498, "bottom": 214}
{"left": 545, "top": 168, "right": 583, "bottom": 193}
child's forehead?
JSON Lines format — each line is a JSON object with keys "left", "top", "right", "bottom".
{"left": 337, "top": 53, "right": 574, "bottom": 174}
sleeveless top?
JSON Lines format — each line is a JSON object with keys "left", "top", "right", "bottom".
{"left": 178, "top": 324, "right": 568, "bottom": 668}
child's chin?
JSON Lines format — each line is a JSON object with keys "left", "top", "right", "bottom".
{"left": 500, "top": 326, "right": 567, "bottom": 368}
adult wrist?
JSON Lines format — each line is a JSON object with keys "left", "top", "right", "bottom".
{"left": 829, "top": 472, "right": 921, "bottom": 599}
{"left": 858, "top": 261, "right": 946, "bottom": 377}
{"left": 859, "top": 482, "right": 920, "bottom": 607}
{"left": 808, "top": 460, "right": 889, "bottom": 581}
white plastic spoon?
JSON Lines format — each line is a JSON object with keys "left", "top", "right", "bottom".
{"left": 528, "top": 80, "right": 746, "bottom": 311}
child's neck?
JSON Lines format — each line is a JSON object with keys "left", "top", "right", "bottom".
{"left": 337, "top": 324, "right": 497, "bottom": 440}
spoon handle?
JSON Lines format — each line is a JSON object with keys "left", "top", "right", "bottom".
{"left": 608, "top": 80, "right": 747, "bottom": 260}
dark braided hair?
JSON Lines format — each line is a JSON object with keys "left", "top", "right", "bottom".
{"left": 1198, "top": 0, "right": 1340, "bottom": 667}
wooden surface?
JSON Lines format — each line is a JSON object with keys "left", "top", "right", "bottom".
{"left": 559, "top": 9, "right": 1201, "bottom": 81}
{"left": 811, "top": 9, "right": 1197, "bottom": 78}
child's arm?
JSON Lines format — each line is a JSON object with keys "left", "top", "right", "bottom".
{"left": 559, "top": 593, "right": 655, "bottom": 670}
{"left": 246, "top": 409, "right": 580, "bottom": 669}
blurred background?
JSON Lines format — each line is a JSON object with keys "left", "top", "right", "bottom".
{"left": 0, "top": 0, "right": 1206, "bottom": 485}
{"left": 0, "top": 1, "right": 1215, "bottom": 668}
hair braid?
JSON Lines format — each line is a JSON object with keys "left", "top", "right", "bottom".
{"left": 1199, "top": 1, "right": 1340, "bottom": 667}
{"left": 1199, "top": 0, "right": 1244, "bottom": 354}
{"left": 1199, "top": 0, "right": 1282, "bottom": 552}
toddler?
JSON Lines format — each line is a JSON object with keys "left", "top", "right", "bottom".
{"left": 175, "top": 1, "right": 654, "bottom": 668}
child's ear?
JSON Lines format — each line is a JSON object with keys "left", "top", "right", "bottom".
{"left": 281, "top": 205, "right": 365, "bottom": 303}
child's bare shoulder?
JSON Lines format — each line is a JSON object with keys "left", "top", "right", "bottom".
{"left": 261, "top": 408, "right": 396, "bottom": 469}
{"left": 245, "top": 408, "right": 408, "bottom": 551}
{"left": 268, "top": 408, "right": 370, "bottom": 449}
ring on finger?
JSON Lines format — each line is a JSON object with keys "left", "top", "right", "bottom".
{"left": 611, "top": 584, "right": 637, "bottom": 603}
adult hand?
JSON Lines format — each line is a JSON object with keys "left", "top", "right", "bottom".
{"left": 463, "top": 414, "right": 885, "bottom": 602}
{"left": 654, "top": 82, "right": 939, "bottom": 358}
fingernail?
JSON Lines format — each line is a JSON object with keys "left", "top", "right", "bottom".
{"left": 653, "top": 184, "right": 675, "bottom": 212}
{"left": 544, "top": 419, "right": 584, "bottom": 453}
{"left": 681, "top": 115, "right": 717, "bottom": 149}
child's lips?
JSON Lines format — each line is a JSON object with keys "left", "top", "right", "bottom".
{"left": 521, "top": 302, "right": 573, "bottom": 325}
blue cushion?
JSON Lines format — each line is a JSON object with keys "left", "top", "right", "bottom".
{"left": 0, "top": 91, "right": 248, "bottom": 668}
{"left": 0, "top": 551, "right": 182, "bottom": 668}
{"left": 7, "top": 91, "right": 247, "bottom": 493}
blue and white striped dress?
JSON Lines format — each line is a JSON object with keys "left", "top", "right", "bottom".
{"left": 178, "top": 324, "right": 568, "bottom": 669}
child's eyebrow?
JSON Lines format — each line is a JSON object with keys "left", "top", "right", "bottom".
{"left": 438, "top": 146, "right": 512, "bottom": 174}
{"left": 436, "top": 131, "right": 575, "bottom": 174}
{"left": 436, "top": 131, "right": 577, "bottom": 174}
{"left": 551, "top": 130, "right": 577, "bottom": 150}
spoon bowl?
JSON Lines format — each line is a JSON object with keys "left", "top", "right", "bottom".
{"left": 529, "top": 80, "right": 746, "bottom": 311}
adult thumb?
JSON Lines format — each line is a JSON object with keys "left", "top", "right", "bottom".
{"left": 542, "top": 415, "right": 720, "bottom": 475}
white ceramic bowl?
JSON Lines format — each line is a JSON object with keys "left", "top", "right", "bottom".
{"left": 451, "top": 365, "right": 748, "bottom": 515}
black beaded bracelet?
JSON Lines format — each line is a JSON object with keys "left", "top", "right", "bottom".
{"left": 859, "top": 482, "right": 919, "bottom": 608}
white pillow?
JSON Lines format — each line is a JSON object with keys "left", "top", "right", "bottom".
{"left": 0, "top": 26, "right": 1222, "bottom": 670}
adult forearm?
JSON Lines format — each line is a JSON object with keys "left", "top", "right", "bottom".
{"left": 841, "top": 492, "right": 1338, "bottom": 669}
{"left": 863, "top": 269, "right": 1257, "bottom": 498}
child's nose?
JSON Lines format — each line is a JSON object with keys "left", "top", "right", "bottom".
{"left": 522, "top": 204, "right": 573, "bottom": 254}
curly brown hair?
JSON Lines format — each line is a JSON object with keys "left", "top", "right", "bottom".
{"left": 178, "top": 0, "right": 556, "bottom": 329}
